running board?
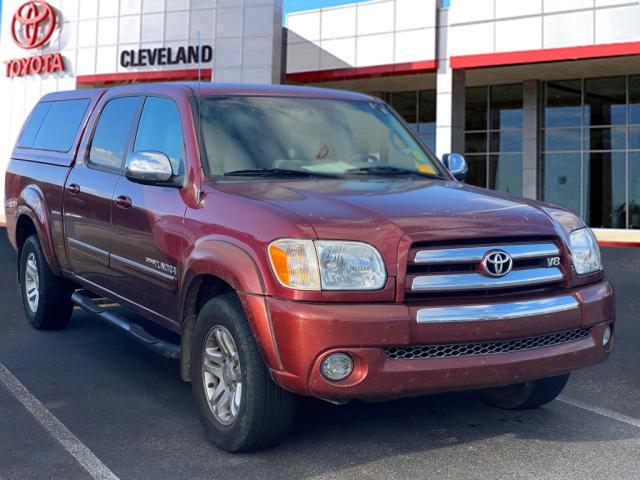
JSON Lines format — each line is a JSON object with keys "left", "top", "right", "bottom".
{"left": 71, "top": 290, "right": 181, "bottom": 359}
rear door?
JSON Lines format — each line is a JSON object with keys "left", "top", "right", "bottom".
{"left": 64, "top": 95, "right": 142, "bottom": 290}
{"left": 109, "top": 95, "right": 189, "bottom": 328}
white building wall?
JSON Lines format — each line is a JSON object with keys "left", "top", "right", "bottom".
{"left": 449, "top": 0, "right": 640, "bottom": 56}
{"left": 286, "top": 0, "right": 437, "bottom": 73}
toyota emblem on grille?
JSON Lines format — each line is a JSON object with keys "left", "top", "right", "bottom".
{"left": 481, "top": 250, "right": 513, "bottom": 278}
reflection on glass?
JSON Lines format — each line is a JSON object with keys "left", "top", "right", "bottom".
{"left": 629, "top": 76, "right": 640, "bottom": 125}
{"left": 489, "top": 131, "right": 523, "bottom": 153}
{"left": 465, "top": 155, "right": 487, "bottom": 188}
{"left": 465, "top": 132, "right": 487, "bottom": 154}
{"left": 418, "top": 90, "right": 436, "bottom": 138}
{"left": 388, "top": 91, "right": 418, "bottom": 126}
{"left": 420, "top": 134, "right": 436, "bottom": 152}
{"left": 585, "top": 152, "right": 626, "bottom": 228}
{"left": 543, "top": 153, "right": 581, "bottom": 215}
{"left": 544, "top": 128, "right": 581, "bottom": 152}
{"left": 584, "top": 127, "right": 626, "bottom": 151}
{"left": 545, "top": 80, "right": 582, "bottom": 128}
{"left": 489, "top": 154, "right": 522, "bottom": 195}
{"left": 630, "top": 152, "right": 640, "bottom": 229}
{"left": 490, "top": 84, "right": 523, "bottom": 130}
{"left": 629, "top": 126, "right": 640, "bottom": 150}
{"left": 584, "top": 77, "right": 626, "bottom": 126}
{"left": 465, "top": 86, "right": 488, "bottom": 130}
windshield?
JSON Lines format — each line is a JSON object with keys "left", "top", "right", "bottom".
{"left": 198, "top": 96, "right": 445, "bottom": 178}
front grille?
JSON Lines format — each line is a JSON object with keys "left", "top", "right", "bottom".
{"left": 385, "top": 327, "right": 593, "bottom": 360}
{"left": 407, "top": 239, "right": 564, "bottom": 296}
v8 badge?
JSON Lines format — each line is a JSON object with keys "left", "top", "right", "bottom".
{"left": 547, "top": 256, "right": 561, "bottom": 267}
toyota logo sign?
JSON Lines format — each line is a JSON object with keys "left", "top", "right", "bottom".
{"left": 11, "top": 1, "right": 57, "bottom": 50}
{"left": 481, "top": 250, "right": 513, "bottom": 278}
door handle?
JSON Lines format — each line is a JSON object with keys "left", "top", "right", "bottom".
{"left": 115, "top": 195, "right": 132, "bottom": 209}
{"left": 67, "top": 183, "right": 80, "bottom": 195}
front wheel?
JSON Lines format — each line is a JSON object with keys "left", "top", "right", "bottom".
{"left": 478, "top": 374, "right": 570, "bottom": 410}
{"left": 191, "top": 294, "right": 296, "bottom": 453}
{"left": 19, "top": 235, "right": 75, "bottom": 330}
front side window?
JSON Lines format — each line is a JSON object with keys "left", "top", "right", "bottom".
{"left": 89, "top": 96, "right": 141, "bottom": 171}
{"left": 199, "top": 96, "right": 443, "bottom": 178}
{"left": 134, "top": 97, "right": 185, "bottom": 175}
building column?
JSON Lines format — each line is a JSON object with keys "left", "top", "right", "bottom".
{"left": 522, "top": 80, "right": 539, "bottom": 200}
{"left": 435, "top": 8, "right": 465, "bottom": 158}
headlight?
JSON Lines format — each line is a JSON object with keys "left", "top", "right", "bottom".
{"left": 268, "top": 239, "right": 386, "bottom": 291}
{"left": 569, "top": 228, "right": 602, "bottom": 275}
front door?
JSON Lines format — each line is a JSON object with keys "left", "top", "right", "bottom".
{"left": 64, "top": 95, "right": 143, "bottom": 290}
{"left": 110, "top": 96, "right": 188, "bottom": 328}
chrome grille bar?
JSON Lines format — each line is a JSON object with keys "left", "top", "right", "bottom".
{"left": 411, "top": 267, "right": 563, "bottom": 292}
{"left": 416, "top": 295, "right": 578, "bottom": 323}
{"left": 414, "top": 242, "right": 559, "bottom": 264}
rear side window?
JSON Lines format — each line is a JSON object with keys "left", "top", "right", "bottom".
{"left": 134, "top": 97, "right": 185, "bottom": 174}
{"left": 18, "top": 99, "right": 90, "bottom": 152}
{"left": 89, "top": 97, "right": 141, "bottom": 171}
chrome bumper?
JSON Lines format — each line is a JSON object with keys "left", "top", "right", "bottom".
{"left": 416, "top": 295, "right": 579, "bottom": 323}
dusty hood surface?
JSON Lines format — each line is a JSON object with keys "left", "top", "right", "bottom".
{"left": 215, "top": 177, "right": 557, "bottom": 239}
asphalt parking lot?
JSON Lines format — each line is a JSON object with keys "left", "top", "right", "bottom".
{"left": 0, "top": 230, "right": 639, "bottom": 480}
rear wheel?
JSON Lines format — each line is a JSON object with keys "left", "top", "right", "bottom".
{"left": 19, "top": 235, "right": 75, "bottom": 330}
{"left": 479, "top": 374, "right": 570, "bottom": 410}
{"left": 191, "top": 294, "right": 296, "bottom": 452}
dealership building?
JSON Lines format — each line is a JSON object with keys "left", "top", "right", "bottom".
{"left": 2, "top": 0, "right": 640, "bottom": 242}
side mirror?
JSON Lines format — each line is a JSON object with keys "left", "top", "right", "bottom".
{"left": 442, "top": 153, "right": 468, "bottom": 181}
{"left": 125, "top": 151, "right": 174, "bottom": 185}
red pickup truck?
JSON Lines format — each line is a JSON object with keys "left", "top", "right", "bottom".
{"left": 5, "top": 83, "right": 614, "bottom": 452}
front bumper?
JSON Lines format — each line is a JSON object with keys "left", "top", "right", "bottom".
{"left": 263, "top": 280, "right": 614, "bottom": 400}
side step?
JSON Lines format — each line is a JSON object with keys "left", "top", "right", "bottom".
{"left": 71, "top": 290, "right": 181, "bottom": 360}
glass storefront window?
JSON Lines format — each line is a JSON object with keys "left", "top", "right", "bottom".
{"left": 584, "top": 127, "right": 626, "bottom": 151}
{"left": 585, "top": 152, "right": 627, "bottom": 228}
{"left": 542, "top": 76, "right": 640, "bottom": 229}
{"left": 584, "top": 77, "right": 626, "bottom": 126}
{"left": 629, "top": 77, "right": 640, "bottom": 125}
{"left": 545, "top": 128, "right": 581, "bottom": 152}
{"left": 490, "top": 84, "right": 523, "bottom": 130}
{"left": 418, "top": 90, "right": 436, "bottom": 152}
{"left": 489, "top": 154, "right": 522, "bottom": 194}
{"left": 379, "top": 90, "right": 436, "bottom": 152}
{"left": 543, "top": 153, "right": 582, "bottom": 216}
{"left": 629, "top": 152, "right": 640, "bottom": 229}
{"left": 489, "top": 131, "right": 522, "bottom": 153}
{"left": 545, "top": 80, "right": 582, "bottom": 128}
{"left": 464, "top": 155, "right": 487, "bottom": 188}
{"left": 465, "top": 86, "right": 488, "bottom": 131}
{"left": 464, "top": 84, "right": 523, "bottom": 195}
{"left": 388, "top": 91, "right": 417, "bottom": 131}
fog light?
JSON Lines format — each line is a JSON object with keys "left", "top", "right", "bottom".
{"left": 320, "top": 353, "right": 353, "bottom": 381}
{"left": 602, "top": 326, "right": 612, "bottom": 346}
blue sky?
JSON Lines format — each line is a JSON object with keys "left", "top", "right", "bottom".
{"left": 283, "top": 0, "right": 369, "bottom": 15}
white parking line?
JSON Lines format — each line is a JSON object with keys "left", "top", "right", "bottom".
{"left": 0, "top": 363, "right": 120, "bottom": 480}
{"left": 559, "top": 396, "right": 640, "bottom": 429}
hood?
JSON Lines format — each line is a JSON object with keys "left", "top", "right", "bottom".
{"left": 214, "top": 178, "right": 558, "bottom": 242}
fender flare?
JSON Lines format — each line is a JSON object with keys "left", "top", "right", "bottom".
{"left": 179, "top": 238, "right": 283, "bottom": 377}
{"left": 15, "top": 185, "right": 61, "bottom": 275}
{"left": 181, "top": 238, "right": 267, "bottom": 298}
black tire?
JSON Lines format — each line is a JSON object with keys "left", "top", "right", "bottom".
{"left": 191, "top": 293, "right": 296, "bottom": 453}
{"left": 479, "top": 374, "right": 570, "bottom": 410}
{"left": 19, "top": 235, "right": 75, "bottom": 330}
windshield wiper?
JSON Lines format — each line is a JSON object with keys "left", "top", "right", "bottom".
{"left": 224, "top": 168, "right": 336, "bottom": 178}
{"left": 346, "top": 165, "right": 444, "bottom": 179}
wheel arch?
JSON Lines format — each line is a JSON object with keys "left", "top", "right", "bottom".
{"left": 14, "top": 186, "right": 60, "bottom": 278}
{"left": 178, "top": 239, "right": 281, "bottom": 381}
